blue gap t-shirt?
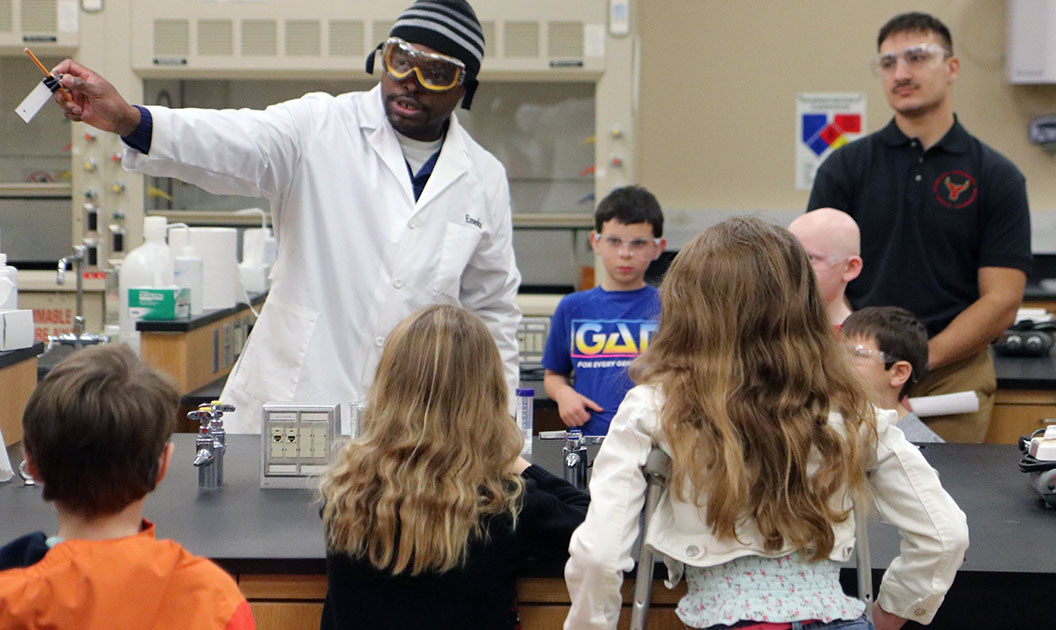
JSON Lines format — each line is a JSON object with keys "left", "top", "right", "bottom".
{"left": 541, "top": 285, "right": 661, "bottom": 435}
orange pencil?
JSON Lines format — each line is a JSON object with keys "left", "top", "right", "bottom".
{"left": 23, "top": 47, "right": 72, "bottom": 102}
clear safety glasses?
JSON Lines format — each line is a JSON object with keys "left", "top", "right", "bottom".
{"left": 844, "top": 344, "right": 900, "bottom": 367}
{"left": 596, "top": 234, "right": 661, "bottom": 255}
{"left": 806, "top": 253, "right": 848, "bottom": 267}
{"left": 870, "top": 43, "right": 951, "bottom": 76}
{"left": 382, "top": 37, "right": 466, "bottom": 92}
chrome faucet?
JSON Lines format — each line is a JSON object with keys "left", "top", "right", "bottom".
{"left": 189, "top": 402, "right": 236, "bottom": 489}
{"left": 49, "top": 245, "right": 108, "bottom": 350}
{"left": 541, "top": 429, "right": 604, "bottom": 491}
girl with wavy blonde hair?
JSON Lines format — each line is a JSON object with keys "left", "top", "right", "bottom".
{"left": 321, "top": 304, "right": 588, "bottom": 630}
{"left": 566, "top": 217, "right": 968, "bottom": 630}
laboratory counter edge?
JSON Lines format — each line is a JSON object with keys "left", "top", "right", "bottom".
{"left": 0, "top": 342, "right": 44, "bottom": 371}
{"left": 2, "top": 435, "right": 1055, "bottom": 629}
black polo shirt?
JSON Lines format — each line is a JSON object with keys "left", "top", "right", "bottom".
{"left": 807, "top": 116, "right": 1031, "bottom": 336}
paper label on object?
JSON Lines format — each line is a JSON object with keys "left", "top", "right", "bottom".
{"left": 58, "top": 1, "right": 78, "bottom": 32}
{"left": 15, "top": 80, "right": 54, "bottom": 123}
{"left": 585, "top": 24, "right": 605, "bottom": 57}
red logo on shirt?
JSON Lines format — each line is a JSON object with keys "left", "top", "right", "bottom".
{"left": 933, "top": 171, "right": 977, "bottom": 209}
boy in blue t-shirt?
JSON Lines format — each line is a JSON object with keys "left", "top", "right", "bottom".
{"left": 542, "top": 186, "right": 665, "bottom": 435}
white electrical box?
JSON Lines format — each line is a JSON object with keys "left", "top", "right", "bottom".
{"left": 517, "top": 316, "right": 550, "bottom": 368}
{"left": 1007, "top": 0, "right": 1056, "bottom": 83}
{"left": 260, "top": 403, "right": 340, "bottom": 489}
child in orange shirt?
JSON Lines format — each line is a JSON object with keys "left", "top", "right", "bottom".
{"left": 0, "top": 345, "right": 254, "bottom": 630}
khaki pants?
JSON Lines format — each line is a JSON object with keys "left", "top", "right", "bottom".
{"left": 910, "top": 347, "right": 996, "bottom": 443}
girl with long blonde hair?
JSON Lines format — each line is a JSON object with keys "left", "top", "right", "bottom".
{"left": 321, "top": 304, "right": 588, "bottom": 630}
{"left": 565, "top": 217, "right": 968, "bottom": 630}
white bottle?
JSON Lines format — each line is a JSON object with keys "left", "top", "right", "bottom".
{"left": 118, "top": 216, "right": 175, "bottom": 350}
{"left": 0, "top": 253, "right": 17, "bottom": 311}
{"left": 174, "top": 244, "right": 204, "bottom": 316}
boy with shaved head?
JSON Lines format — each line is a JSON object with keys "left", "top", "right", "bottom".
{"left": 788, "top": 208, "right": 863, "bottom": 327}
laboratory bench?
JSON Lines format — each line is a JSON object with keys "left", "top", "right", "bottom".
{"left": 991, "top": 352, "right": 1056, "bottom": 444}
{"left": 136, "top": 294, "right": 265, "bottom": 395}
{"left": 3, "top": 435, "right": 1054, "bottom": 629}
{"left": 0, "top": 342, "right": 43, "bottom": 447}
{"left": 33, "top": 296, "right": 266, "bottom": 397}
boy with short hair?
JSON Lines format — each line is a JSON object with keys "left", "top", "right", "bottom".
{"left": 0, "top": 345, "right": 255, "bottom": 630}
{"left": 842, "top": 306, "right": 945, "bottom": 443}
{"left": 542, "top": 186, "right": 666, "bottom": 435}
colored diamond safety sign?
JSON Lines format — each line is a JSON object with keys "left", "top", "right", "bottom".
{"left": 795, "top": 93, "right": 867, "bottom": 190}
{"left": 802, "top": 113, "right": 862, "bottom": 156}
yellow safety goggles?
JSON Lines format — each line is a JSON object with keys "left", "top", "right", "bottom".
{"left": 382, "top": 37, "right": 466, "bottom": 92}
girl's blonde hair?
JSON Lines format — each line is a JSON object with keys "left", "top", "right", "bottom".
{"left": 631, "top": 217, "right": 876, "bottom": 560}
{"left": 320, "top": 305, "right": 524, "bottom": 575}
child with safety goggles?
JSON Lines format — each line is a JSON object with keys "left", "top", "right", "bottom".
{"left": 541, "top": 186, "right": 666, "bottom": 436}
{"left": 842, "top": 306, "right": 945, "bottom": 443}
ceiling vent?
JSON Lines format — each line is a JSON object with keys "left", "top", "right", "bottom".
{"left": 0, "top": 0, "right": 12, "bottom": 33}
{"left": 504, "top": 21, "right": 539, "bottom": 58}
{"left": 547, "top": 21, "right": 583, "bottom": 58}
{"left": 286, "top": 19, "right": 320, "bottom": 56}
{"left": 371, "top": 20, "right": 393, "bottom": 47}
{"left": 481, "top": 20, "right": 495, "bottom": 57}
{"left": 242, "top": 20, "right": 277, "bottom": 56}
{"left": 328, "top": 20, "right": 364, "bottom": 57}
{"left": 198, "top": 20, "right": 233, "bottom": 56}
{"left": 154, "top": 19, "right": 190, "bottom": 57}
{"left": 21, "top": 0, "right": 56, "bottom": 34}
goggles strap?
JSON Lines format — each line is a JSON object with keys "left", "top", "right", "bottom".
{"left": 460, "top": 76, "right": 477, "bottom": 110}
{"left": 365, "top": 43, "right": 383, "bottom": 74}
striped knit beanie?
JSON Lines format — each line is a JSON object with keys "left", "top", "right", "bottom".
{"left": 366, "top": 0, "right": 485, "bottom": 109}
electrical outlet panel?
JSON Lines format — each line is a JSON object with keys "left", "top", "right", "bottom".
{"left": 260, "top": 404, "right": 341, "bottom": 489}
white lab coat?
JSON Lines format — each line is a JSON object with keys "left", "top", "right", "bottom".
{"left": 123, "top": 85, "right": 522, "bottom": 432}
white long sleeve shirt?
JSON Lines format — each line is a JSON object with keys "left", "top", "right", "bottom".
{"left": 564, "top": 384, "right": 969, "bottom": 628}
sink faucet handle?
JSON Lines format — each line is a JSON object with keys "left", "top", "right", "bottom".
{"left": 188, "top": 401, "right": 236, "bottom": 433}
{"left": 187, "top": 408, "right": 213, "bottom": 431}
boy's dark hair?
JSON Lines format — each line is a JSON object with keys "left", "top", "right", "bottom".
{"left": 842, "top": 306, "right": 929, "bottom": 399}
{"left": 22, "top": 344, "right": 179, "bottom": 519}
{"left": 877, "top": 11, "right": 953, "bottom": 54}
{"left": 594, "top": 185, "right": 664, "bottom": 237}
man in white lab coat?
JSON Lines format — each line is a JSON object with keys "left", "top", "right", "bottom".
{"left": 51, "top": 0, "right": 522, "bottom": 433}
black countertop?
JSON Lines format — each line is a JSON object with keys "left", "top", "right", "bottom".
{"left": 1023, "top": 282, "right": 1056, "bottom": 301}
{"left": 993, "top": 353, "right": 1056, "bottom": 389}
{"left": 0, "top": 342, "right": 44, "bottom": 371}
{"left": 2, "top": 437, "right": 1053, "bottom": 574}
{"left": 2, "top": 437, "right": 1054, "bottom": 627}
{"left": 0, "top": 434, "right": 598, "bottom": 575}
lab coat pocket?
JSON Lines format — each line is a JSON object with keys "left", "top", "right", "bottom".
{"left": 434, "top": 221, "right": 482, "bottom": 300}
{"left": 226, "top": 295, "right": 319, "bottom": 403}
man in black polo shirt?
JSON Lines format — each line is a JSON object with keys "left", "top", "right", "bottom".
{"left": 808, "top": 12, "right": 1031, "bottom": 443}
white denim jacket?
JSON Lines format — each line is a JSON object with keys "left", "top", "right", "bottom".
{"left": 564, "top": 385, "right": 969, "bottom": 629}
